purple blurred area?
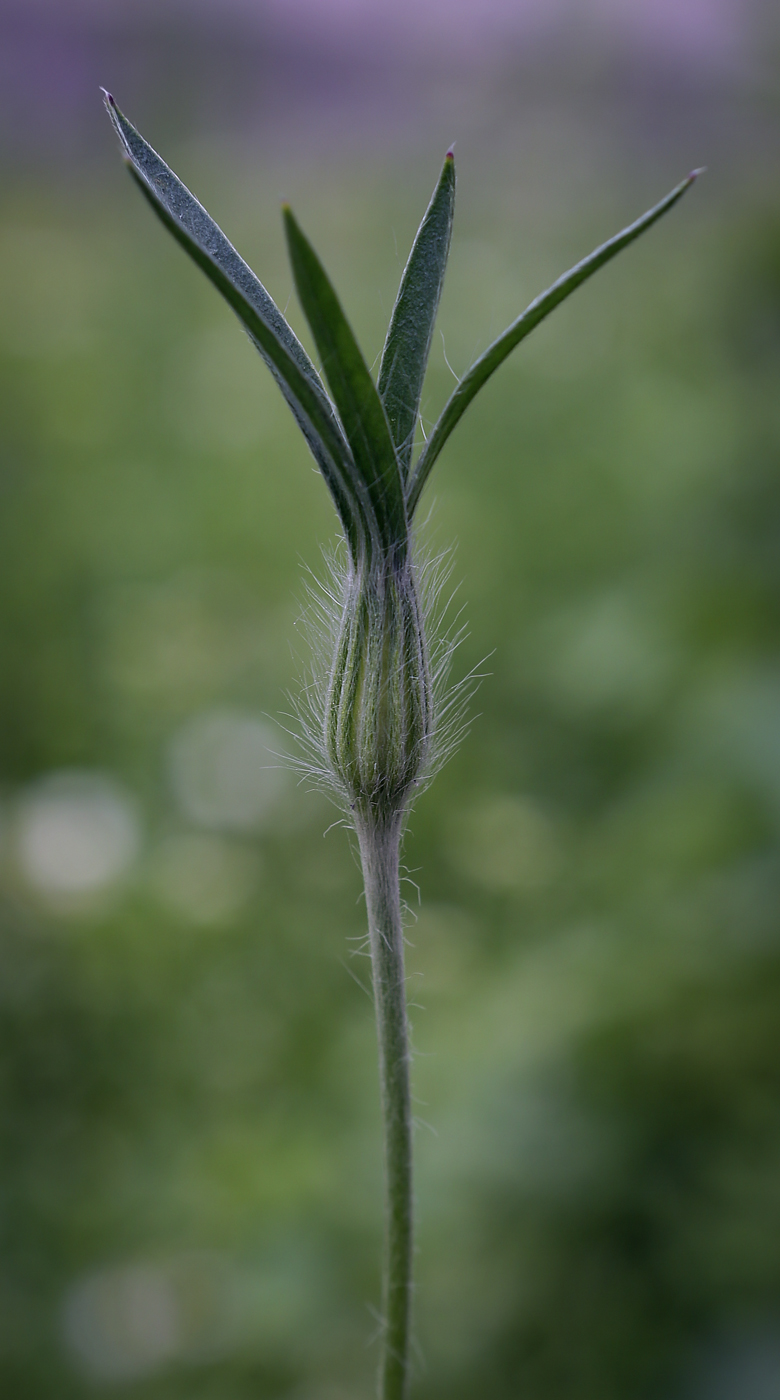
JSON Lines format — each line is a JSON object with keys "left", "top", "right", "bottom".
{"left": 1, "top": 0, "right": 777, "bottom": 170}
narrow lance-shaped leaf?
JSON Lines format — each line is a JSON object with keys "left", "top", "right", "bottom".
{"left": 283, "top": 205, "right": 407, "bottom": 558}
{"left": 407, "top": 169, "right": 703, "bottom": 517}
{"left": 377, "top": 151, "right": 455, "bottom": 478}
{"left": 102, "top": 91, "right": 370, "bottom": 557}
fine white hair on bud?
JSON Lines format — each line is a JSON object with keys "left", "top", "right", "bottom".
{"left": 325, "top": 550, "right": 433, "bottom": 819}
{"left": 287, "top": 528, "right": 475, "bottom": 825}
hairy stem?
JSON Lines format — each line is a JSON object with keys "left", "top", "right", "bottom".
{"left": 357, "top": 811, "right": 413, "bottom": 1400}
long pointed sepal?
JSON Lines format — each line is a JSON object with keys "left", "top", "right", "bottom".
{"left": 378, "top": 151, "right": 456, "bottom": 478}
{"left": 102, "top": 91, "right": 367, "bottom": 555}
{"left": 283, "top": 203, "right": 407, "bottom": 558}
{"left": 407, "top": 169, "right": 702, "bottom": 516}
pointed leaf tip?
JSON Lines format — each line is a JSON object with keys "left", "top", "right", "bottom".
{"left": 445, "top": 149, "right": 455, "bottom": 162}
{"left": 377, "top": 150, "right": 456, "bottom": 478}
{"left": 100, "top": 87, "right": 114, "bottom": 105}
{"left": 407, "top": 166, "right": 702, "bottom": 514}
{"left": 103, "top": 95, "right": 365, "bottom": 552}
{"left": 283, "top": 204, "right": 406, "bottom": 551}
{"left": 689, "top": 166, "right": 706, "bottom": 180}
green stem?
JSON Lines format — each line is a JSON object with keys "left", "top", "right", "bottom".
{"left": 357, "top": 811, "right": 413, "bottom": 1400}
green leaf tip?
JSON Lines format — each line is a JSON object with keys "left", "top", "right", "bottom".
{"left": 100, "top": 91, "right": 393, "bottom": 560}
{"left": 377, "top": 151, "right": 456, "bottom": 478}
{"left": 406, "top": 165, "right": 702, "bottom": 515}
{"left": 283, "top": 203, "right": 407, "bottom": 558}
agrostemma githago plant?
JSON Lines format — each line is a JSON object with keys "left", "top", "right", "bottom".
{"left": 104, "top": 90, "right": 699, "bottom": 1400}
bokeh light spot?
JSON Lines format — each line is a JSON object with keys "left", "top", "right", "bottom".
{"left": 13, "top": 771, "right": 141, "bottom": 905}
{"left": 168, "top": 710, "right": 286, "bottom": 831}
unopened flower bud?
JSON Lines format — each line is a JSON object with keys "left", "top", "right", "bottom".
{"left": 325, "top": 555, "right": 433, "bottom": 819}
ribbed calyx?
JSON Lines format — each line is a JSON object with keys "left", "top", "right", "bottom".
{"left": 326, "top": 550, "right": 433, "bottom": 819}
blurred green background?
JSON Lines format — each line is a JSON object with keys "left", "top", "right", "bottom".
{"left": 2, "top": 2, "right": 780, "bottom": 1397}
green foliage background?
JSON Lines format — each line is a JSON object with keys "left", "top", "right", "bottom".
{"left": 2, "top": 15, "right": 780, "bottom": 1398}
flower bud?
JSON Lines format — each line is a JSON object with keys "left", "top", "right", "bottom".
{"left": 325, "top": 555, "right": 433, "bottom": 818}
